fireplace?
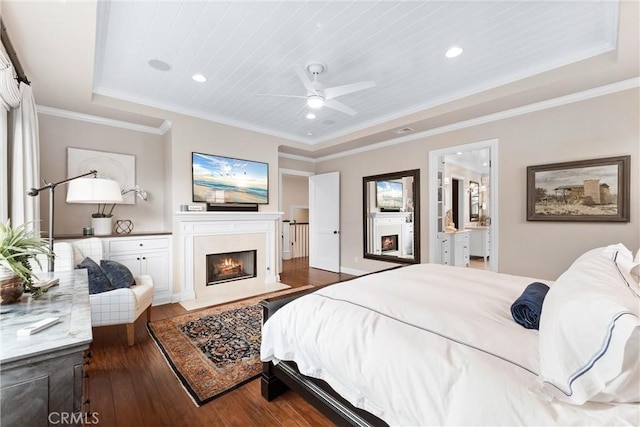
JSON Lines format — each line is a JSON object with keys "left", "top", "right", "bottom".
{"left": 381, "top": 234, "right": 398, "bottom": 253}
{"left": 206, "top": 250, "right": 257, "bottom": 285}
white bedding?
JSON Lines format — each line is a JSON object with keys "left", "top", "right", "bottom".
{"left": 261, "top": 263, "right": 640, "bottom": 426}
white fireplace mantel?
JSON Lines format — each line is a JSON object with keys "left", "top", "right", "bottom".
{"left": 175, "top": 211, "right": 283, "bottom": 301}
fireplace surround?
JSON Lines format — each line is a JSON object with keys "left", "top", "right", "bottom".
{"left": 175, "top": 211, "right": 284, "bottom": 307}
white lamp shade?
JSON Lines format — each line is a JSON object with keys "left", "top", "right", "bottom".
{"left": 66, "top": 178, "right": 123, "bottom": 203}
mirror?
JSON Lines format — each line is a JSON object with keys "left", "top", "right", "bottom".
{"left": 469, "top": 181, "right": 479, "bottom": 222}
{"left": 363, "top": 169, "right": 420, "bottom": 264}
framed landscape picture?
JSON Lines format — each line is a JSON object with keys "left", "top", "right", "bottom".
{"left": 527, "top": 155, "right": 630, "bottom": 222}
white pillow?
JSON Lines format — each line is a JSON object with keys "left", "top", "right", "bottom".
{"left": 538, "top": 245, "right": 640, "bottom": 404}
{"left": 632, "top": 250, "right": 640, "bottom": 284}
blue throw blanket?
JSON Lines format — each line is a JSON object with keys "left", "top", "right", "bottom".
{"left": 510, "top": 282, "right": 550, "bottom": 330}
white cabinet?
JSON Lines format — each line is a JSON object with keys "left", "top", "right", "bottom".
{"left": 448, "top": 231, "right": 470, "bottom": 267}
{"left": 469, "top": 227, "right": 490, "bottom": 262}
{"left": 103, "top": 235, "right": 172, "bottom": 305}
{"left": 438, "top": 235, "right": 451, "bottom": 265}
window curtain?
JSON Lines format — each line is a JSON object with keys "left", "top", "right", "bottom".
{"left": 0, "top": 106, "right": 7, "bottom": 223}
{"left": 0, "top": 50, "right": 40, "bottom": 230}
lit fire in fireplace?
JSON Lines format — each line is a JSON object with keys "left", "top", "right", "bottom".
{"left": 217, "top": 257, "right": 244, "bottom": 276}
{"left": 207, "top": 249, "right": 256, "bottom": 286}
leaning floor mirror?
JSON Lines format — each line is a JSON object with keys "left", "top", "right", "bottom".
{"left": 363, "top": 169, "right": 420, "bottom": 264}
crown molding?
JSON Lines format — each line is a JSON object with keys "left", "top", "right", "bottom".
{"left": 158, "top": 120, "right": 172, "bottom": 134}
{"left": 277, "top": 152, "right": 317, "bottom": 163}
{"left": 37, "top": 76, "right": 638, "bottom": 158}
{"left": 36, "top": 105, "right": 165, "bottom": 135}
{"left": 311, "top": 77, "right": 640, "bottom": 162}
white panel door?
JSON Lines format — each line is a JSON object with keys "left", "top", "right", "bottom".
{"left": 309, "top": 172, "right": 340, "bottom": 272}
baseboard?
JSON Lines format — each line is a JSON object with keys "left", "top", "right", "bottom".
{"left": 340, "top": 266, "right": 368, "bottom": 276}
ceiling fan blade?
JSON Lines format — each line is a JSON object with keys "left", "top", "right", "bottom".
{"left": 324, "top": 99, "right": 357, "bottom": 116}
{"left": 293, "top": 64, "right": 317, "bottom": 94}
{"left": 254, "top": 93, "right": 306, "bottom": 99}
{"left": 324, "top": 80, "right": 375, "bottom": 100}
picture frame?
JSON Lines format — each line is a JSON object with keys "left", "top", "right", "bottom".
{"left": 527, "top": 155, "right": 630, "bottom": 222}
{"left": 67, "top": 147, "right": 136, "bottom": 204}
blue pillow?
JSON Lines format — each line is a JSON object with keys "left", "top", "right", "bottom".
{"left": 77, "top": 257, "right": 113, "bottom": 294}
{"left": 100, "top": 259, "right": 135, "bottom": 289}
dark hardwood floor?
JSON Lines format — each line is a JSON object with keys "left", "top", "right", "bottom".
{"left": 86, "top": 257, "right": 351, "bottom": 426}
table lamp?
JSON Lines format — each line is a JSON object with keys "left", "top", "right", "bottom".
{"left": 27, "top": 171, "right": 122, "bottom": 271}
{"left": 66, "top": 177, "right": 123, "bottom": 236}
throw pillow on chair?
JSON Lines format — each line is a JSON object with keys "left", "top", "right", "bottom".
{"left": 100, "top": 260, "right": 135, "bottom": 289}
{"left": 77, "top": 257, "right": 114, "bottom": 294}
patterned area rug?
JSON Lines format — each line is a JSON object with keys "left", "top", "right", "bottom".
{"left": 148, "top": 286, "right": 312, "bottom": 406}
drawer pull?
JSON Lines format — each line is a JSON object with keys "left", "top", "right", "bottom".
{"left": 137, "top": 257, "right": 140, "bottom": 261}
{"left": 139, "top": 243, "right": 143, "bottom": 247}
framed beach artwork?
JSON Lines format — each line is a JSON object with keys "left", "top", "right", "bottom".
{"left": 67, "top": 147, "right": 136, "bottom": 204}
{"left": 526, "top": 155, "right": 630, "bottom": 222}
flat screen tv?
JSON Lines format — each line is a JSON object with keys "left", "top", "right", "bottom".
{"left": 192, "top": 152, "right": 269, "bottom": 204}
{"left": 376, "top": 180, "right": 403, "bottom": 210}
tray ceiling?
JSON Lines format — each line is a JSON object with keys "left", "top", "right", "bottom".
{"left": 93, "top": 0, "right": 619, "bottom": 145}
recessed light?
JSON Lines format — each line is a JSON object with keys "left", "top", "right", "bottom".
{"left": 445, "top": 46, "right": 463, "bottom": 58}
{"left": 148, "top": 59, "right": 172, "bottom": 71}
{"left": 306, "top": 132, "right": 313, "bottom": 136}
{"left": 306, "top": 113, "right": 316, "bottom": 119}
{"left": 192, "top": 74, "right": 207, "bottom": 83}
{"left": 456, "top": 151, "right": 463, "bottom": 155}
{"left": 482, "top": 162, "right": 488, "bottom": 167}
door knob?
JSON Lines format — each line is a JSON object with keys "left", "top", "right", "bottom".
{"left": 333, "top": 230, "right": 340, "bottom": 234}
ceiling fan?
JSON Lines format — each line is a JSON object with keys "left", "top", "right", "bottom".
{"left": 256, "top": 63, "right": 375, "bottom": 116}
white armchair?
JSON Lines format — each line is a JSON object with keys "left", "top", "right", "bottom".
{"left": 41, "top": 238, "right": 154, "bottom": 346}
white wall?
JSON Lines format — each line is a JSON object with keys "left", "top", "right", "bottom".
{"left": 316, "top": 88, "right": 639, "bottom": 280}
{"left": 281, "top": 175, "right": 309, "bottom": 222}
{"left": 166, "top": 113, "right": 284, "bottom": 213}
{"left": 36, "top": 86, "right": 639, "bottom": 286}
{"left": 38, "top": 113, "right": 166, "bottom": 235}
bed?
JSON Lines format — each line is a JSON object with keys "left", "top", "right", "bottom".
{"left": 260, "top": 245, "right": 640, "bottom": 426}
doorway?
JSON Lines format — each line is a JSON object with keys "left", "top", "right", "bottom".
{"left": 428, "top": 139, "right": 499, "bottom": 271}
{"left": 279, "top": 169, "right": 312, "bottom": 274}
{"left": 450, "top": 175, "right": 465, "bottom": 230}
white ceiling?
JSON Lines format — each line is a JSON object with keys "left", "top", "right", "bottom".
{"left": 92, "top": 0, "right": 618, "bottom": 145}
{"left": 445, "top": 149, "right": 490, "bottom": 175}
{"left": 2, "top": 0, "right": 637, "bottom": 158}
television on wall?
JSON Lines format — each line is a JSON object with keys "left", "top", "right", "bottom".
{"left": 192, "top": 152, "right": 269, "bottom": 204}
{"left": 376, "top": 180, "right": 403, "bottom": 211}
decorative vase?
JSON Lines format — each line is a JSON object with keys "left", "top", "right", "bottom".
{"left": 92, "top": 217, "right": 113, "bottom": 236}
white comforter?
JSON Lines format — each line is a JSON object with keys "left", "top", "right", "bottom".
{"left": 261, "top": 264, "right": 639, "bottom": 426}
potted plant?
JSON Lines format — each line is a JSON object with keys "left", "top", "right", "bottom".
{"left": 91, "top": 186, "right": 148, "bottom": 235}
{"left": 91, "top": 203, "right": 116, "bottom": 235}
{"left": 0, "top": 220, "right": 53, "bottom": 303}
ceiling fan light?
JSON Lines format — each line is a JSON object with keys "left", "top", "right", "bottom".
{"left": 307, "top": 95, "right": 324, "bottom": 109}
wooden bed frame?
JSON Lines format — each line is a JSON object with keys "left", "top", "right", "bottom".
{"left": 260, "top": 286, "right": 389, "bottom": 427}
